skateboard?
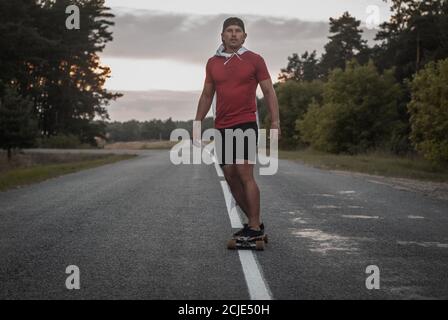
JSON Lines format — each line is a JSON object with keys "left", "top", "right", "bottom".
{"left": 227, "top": 234, "right": 268, "bottom": 251}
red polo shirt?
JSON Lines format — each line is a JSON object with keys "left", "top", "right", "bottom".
{"left": 204, "top": 51, "right": 271, "bottom": 129}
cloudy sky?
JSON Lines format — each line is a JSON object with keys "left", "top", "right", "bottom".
{"left": 101, "top": 0, "right": 391, "bottom": 122}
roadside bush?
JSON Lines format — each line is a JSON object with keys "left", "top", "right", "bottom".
{"left": 408, "top": 58, "right": 448, "bottom": 164}
{"left": 297, "top": 61, "right": 402, "bottom": 154}
{"left": 271, "top": 80, "right": 324, "bottom": 149}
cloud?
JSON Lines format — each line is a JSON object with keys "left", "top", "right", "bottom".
{"left": 103, "top": 10, "right": 222, "bottom": 64}
{"left": 103, "top": 9, "right": 377, "bottom": 77}
{"left": 107, "top": 90, "right": 206, "bottom": 122}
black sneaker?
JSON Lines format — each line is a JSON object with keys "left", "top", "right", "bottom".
{"left": 233, "top": 223, "right": 265, "bottom": 237}
{"left": 240, "top": 226, "right": 264, "bottom": 239}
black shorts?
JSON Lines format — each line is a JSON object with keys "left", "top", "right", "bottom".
{"left": 214, "top": 121, "right": 258, "bottom": 167}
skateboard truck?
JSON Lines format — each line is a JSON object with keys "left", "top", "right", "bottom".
{"left": 227, "top": 234, "right": 268, "bottom": 251}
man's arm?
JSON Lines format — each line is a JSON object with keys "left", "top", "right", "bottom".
{"left": 259, "top": 78, "right": 281, "bottom": 137}
{"left": 195, "top": 82, "right": 215, "bottom": 122}
{"left": 193, "top": 82, "right": 215, "bottom": 145}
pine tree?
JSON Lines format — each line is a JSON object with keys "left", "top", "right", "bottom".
{"left": 32, "top": 0, "right": 122, "bottom": 139}
{"left": 279, "top": 51, "right": 320, "bottom": 82}
{"left": 0, "top": 0, "right": 122, "bottom": 145}
{"left": 0, "top": 85, "right": 38, "bottom": 160}
{"left": 375, "top": 0, "right": 448, "bottom": 81}
{"left": 319, "top": 12, "right": 367, "bottom": 76}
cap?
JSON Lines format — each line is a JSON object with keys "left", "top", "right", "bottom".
{"left": 222, "top": 17, "right": 245, "bottom": 33}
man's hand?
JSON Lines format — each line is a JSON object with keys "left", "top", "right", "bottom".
{"left": 192, "top": 120, "right": 202, "bottom": 148}
{"left": 193, "top": 82, "right": 214, "bottom": 148}
{"left": 271, "top": 120, "right": 281, "bottom": 140}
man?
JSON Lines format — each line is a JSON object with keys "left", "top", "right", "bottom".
{"left": 194, "top": 17, "right": 281, "bottom": 238}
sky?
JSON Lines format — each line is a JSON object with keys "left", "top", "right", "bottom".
{"left": 101, "top": 0, "right": 392, "bottom": 122}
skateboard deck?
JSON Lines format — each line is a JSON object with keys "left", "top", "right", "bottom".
{"left": 227, "top": 234, "right": 268, "bottom": 251}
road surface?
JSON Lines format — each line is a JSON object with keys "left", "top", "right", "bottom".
{"left": 1, "top": 148, "right": 447, "bottom": 299}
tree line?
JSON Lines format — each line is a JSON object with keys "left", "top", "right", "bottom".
{"left": 268, "top": 0, "right": 448, "bottom": 164}
{"left": 105, "top": 117, "right": 215, "bottom": 142}
{"left": 104, "top": 97, "right": 270, "bottom": 142}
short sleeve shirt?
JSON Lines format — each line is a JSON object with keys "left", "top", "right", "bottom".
{"left": 205, "top": 51, "right": 271, "bottom": 128}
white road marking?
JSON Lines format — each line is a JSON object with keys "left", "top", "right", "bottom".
{"left": 220, "top": 181, "right": 243, "bottom": 229}
{"left": 307, "top": 193, "right": 336, "bottom": 198}
{"left": 288, "top": 209, "right": 306, "bottom": 215}
{"left": 313, "top": 205, "right": 341, "bottom": 209}
{"left": 408, "top": 215, "right": 425, "bottom": 219}
{"left": 292, "top": 228, "right": 361, "bottom": 254}
{"left": 397, "top": 241, "right": 448, "bottom": 248}
{"left": 341, "top": 215, "right": 379, "bottom": 219}
{"left": 211, "top": 150, "right": 225, "bottom": 178}
{"left": 367, "top": 179, "right": 390, "bottom": 186}
{"left": 238, "top": 251, "right": 273, "bottom": 300}
{"left": 292, "top": 217, "right": 308, "bottom": 224}
{"left": 205, "top": 143, "right": 273, "bottom": 300}
{"left": 339, "top": 190, "right": 356, "bottom": 194}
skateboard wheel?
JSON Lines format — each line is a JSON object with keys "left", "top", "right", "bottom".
{"left": 255, "top": 240, "right": 265, "bottom": 251}
{"left": 227, "top": 239, "right": 237, "bottom": 250}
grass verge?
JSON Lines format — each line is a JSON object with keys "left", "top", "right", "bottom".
{"left": 0, "top": 153, "right": 137, "bottom": 192}
{"left": 277, "top": 148, "right": 448, "bottom": 182}
{"left": 104, "top": 140, "right": 177, "bottom": 150}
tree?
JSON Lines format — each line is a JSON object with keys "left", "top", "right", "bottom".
{"left": 0, "top": 0, "right": 53, "bottom": 87}
{"left": 298, "top": 61, "right": 402, "bottom": 154}
{"left": 408, "top": 58, "right": 448, "bottom": 164}
{"left": 319, "top": 12, "right": 367, "bottom": 76}
{"left": 369, "top": 0, "right": 448, "bottom": 154}
{"left": 271, "top": 80, "right": 324, "bottom": 148}
{"left": 121, "top": 120, "right": 141, "bottom": 141}
{"left": 33, "top": 0, "right": 122, "bottom": 138}
{"left": 141, "top": 120, "right": 159, "bottom": 140}
{"left": 278, "top": 51, "right": 320, "bottom": 82}
{"left": 0, "top": 85, "right": 38, "bottom": 160}
{"left": 0, "top": 0, "right": 122, "bottom": 144}
{"left": 375, "top": 0, "right": 448, "bottom": 81}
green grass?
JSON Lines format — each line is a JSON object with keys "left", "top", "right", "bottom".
{"left": 104, "top": 140, "right": 178, "bottom": 150}
{"left": 0, "top": 154, "right": 137, "bottom": 192}
{"left": 277, "top": 148, "right": 448, "bottom": 182}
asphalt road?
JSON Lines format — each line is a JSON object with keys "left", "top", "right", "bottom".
{"left": 1, "top": 148, "right": 447, "bottom": 299}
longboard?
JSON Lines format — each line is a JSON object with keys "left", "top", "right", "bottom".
{"left": 227, "top": 234, "right": 268, "bottom": 251}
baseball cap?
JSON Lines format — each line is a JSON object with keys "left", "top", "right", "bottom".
{"left": 222, "top": 17, "right": 245, "bottom": 32}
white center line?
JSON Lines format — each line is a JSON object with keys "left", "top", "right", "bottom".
{"left": 238, "top": 251, "right": 273, "bottom": 300}
{"left": 341, "top": 215, "right": 380, "bottom": 219}
{"left": 204, "top": 143, "right": 273, "bottom": 300}
{"left": 408, "top": 215, "right": 425, "bottom": 219}
{"left": 220, "top": 181, "right": 244, "bottom": 229}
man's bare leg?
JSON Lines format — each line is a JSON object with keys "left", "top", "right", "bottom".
{"left": 222, "top": 164, "right": 250, "bottom": 215}
{"left": 234, "top": 161, "right": 260, "bottom": 230}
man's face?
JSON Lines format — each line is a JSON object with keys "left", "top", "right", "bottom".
{"left": 221, "top": 25, "right": 247, "bottom": 50}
